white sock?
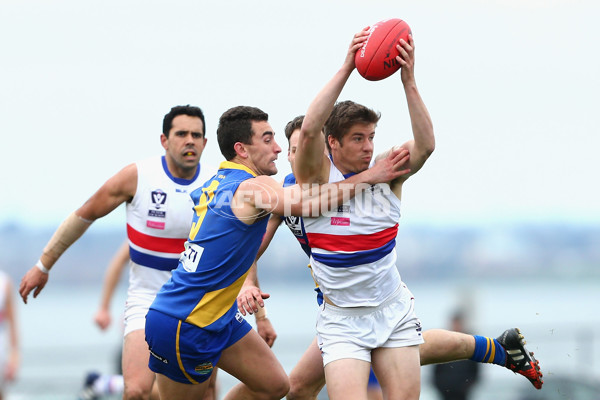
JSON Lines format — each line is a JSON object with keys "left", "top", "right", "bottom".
{"left": 93, "top": 374, "right": 125, "bottom": 395}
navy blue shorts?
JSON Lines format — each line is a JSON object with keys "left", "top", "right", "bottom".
{"left": 145, "top": 309, "right": 252, "bottom": 384}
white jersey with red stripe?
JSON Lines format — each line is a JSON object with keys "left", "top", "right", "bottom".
{"left": 126, "top": 156, "right": 214, "bottom": 271}
{"left": 303, "top": 158, "right": 402, "bottom": 307}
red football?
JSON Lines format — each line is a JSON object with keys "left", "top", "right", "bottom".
{"left": 355, "top": 18, "right": 411, "bottom": 81}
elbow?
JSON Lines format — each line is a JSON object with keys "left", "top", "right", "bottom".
{"left": 425, "top": 140, "right": 435, "bottom": 157}
{"left": 424, "top": 129, "right": 435, "bottom": 157}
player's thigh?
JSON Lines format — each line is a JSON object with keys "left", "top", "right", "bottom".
{"left": 156, "top": 371, "right": 210, "bottom": 400}
{"left": 324, "top": 358, "right": 371, "bottom": 400}
{"left": 288, "top": 336, "right": 325, "bottom": 397}
{"left": 218, "top": 328, "right": 288, "bottom": 394}
{"left": 123, "top": 329, "right": 155, "bottom": 389}
{"left": 371, "top": 346, "right": 420, "bottom": 400}
{"left": 202, "top": 369, "right": 219, "bottom": 400}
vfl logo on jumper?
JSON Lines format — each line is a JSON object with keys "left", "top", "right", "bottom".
{"left": 194, "top": 362, "right": 214, "bottom": 375}
{"left": 285, "top": 216, "right": 303, "bottom": 236}
{"left": 149, "top": 348, "right": 169, "bottom": 364}
{"left": 151, "top": 190, "right": 167, "bottom": 209}
{"left": 148, "top": 190, "right": 167, "bottom": 219}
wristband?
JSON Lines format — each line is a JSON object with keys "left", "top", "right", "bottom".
{"left": 36, "top": 259, "right": 50, "bottom": 274}
{"left": 254, "top": 306, "right": 267, "bottom": 320}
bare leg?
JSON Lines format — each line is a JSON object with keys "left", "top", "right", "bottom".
{"left": 287, "top": 337, "right": 325, "bottom": 400}
{"left": 122, "top": 330, "right": 157, "bottom": 400}
{"left": 420, "top": 329, "right": 475, "bottom": 365}
{"left": 203, "top": 368, "right": 219, "bottom": 400}
{"left": 152, "top": 365, "right": 218, "bottom": 400}
{"left": 324, "top": 358, "right": 371, "bottom": 400}
{"left": 371, "top": 346, "right": 420, "bottom": 400}
{"left": 155, "top": 372, "right": 210, "bottom": 400}
{"left": 220, "top": 329, "right": 289, "bottom": 400}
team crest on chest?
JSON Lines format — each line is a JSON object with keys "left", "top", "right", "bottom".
{"left": 147, "top": 189, "right": 167, "bottom": 227}
{"left": 285, "top": 216, "right": 303, "bottom": 236}
{"left": 151, "top": 189, "right": 167, "bottom": 209}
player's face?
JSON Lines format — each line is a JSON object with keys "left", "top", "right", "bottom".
{"left": 329, "top": 122, "right": 375, "bottom": 174}
{"left": 161, "top": 114, "right": 207, "bottom": 174}
{"left": 287, "top": 129, "right": 300, "bottom": 170}
{"left": 246, "top": 120, "right": 281, "bottom": 176}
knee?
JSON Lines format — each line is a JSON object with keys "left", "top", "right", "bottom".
{"left": 123, "top": 384, "right": 152, "bottom": 400}
{"left": 287, "top": 374, "right": 322, "bottom": 400}
{"left": 249, "top": 373, "right": 289, "bottom": 400}
{"left": 271, "top": 377, "right": 290, "bottom": 400}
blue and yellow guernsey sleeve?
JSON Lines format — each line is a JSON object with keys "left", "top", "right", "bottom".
{"left": 150, "top": 161, "right": 269, "bottom": 332}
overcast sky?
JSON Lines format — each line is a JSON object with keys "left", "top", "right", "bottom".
{"left": 1, "top": 0, "right": 598, "bottom": 230}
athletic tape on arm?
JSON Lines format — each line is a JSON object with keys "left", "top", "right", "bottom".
{"left": 254, "top": 306, "right": 268, "bottom": 321}
{"left": 41, "top": 212, "right": 93, "bottom": 270}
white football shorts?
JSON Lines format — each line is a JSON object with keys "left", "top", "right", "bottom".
{"left": 316, "top": 283, "right": 424, "bottom": 366}
{"left": 124, "top": 261, "right": 171, "bottom": 337}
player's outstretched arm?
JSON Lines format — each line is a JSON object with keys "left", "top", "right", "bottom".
{"left": 396, "top": 34, "right": 435, "bottom": 178}
{"left": 19, "top": 164, "right": 137, "bottom": 304}
{"left": 249, "top": 147, "right": 410, "bottom": 217}
{"left": 94, "top": 240, "right": 130, "bottom": 330}
{"left": 295, "top": 28, "right": 370, "bottom": 185}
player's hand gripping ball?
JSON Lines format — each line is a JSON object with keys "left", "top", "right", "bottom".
{"left": 355, "top": 18, "right": 411, "bottom": 81}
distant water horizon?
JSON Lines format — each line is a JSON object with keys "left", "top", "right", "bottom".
{"left": 2, "top": 222, "right": 599, "bottom": 291}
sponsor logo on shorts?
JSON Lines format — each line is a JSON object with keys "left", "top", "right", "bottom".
{"left": 195, "top": 362, "right": 214, "bottom": 375}
{"left": 318, "top": 341, "right": 324, "bottom": 357}
{"left": 149, "top": 348, "right": 169, "bottom": 364}
{"left": 235, "top": 311, "right": 244, "bottom": 323}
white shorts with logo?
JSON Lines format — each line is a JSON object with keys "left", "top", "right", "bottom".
{"left": 124, "top": 261, "right": 171, "bottom": 337}
{"left": 316, "top": 283, "right": 423, "bottom": 366}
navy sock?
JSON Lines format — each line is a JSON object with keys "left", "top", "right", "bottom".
{"left": 470, "top": 335, "right": 506, "bottom": 366}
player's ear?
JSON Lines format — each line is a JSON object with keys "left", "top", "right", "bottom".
{"left": 327, "top": 135, "right": 338, "bottom": 151}
{"left": 234, "top": 142, "right": 249, "bottom": 158}
{"left": 160, "top": 133, "right": 169, "bottom": 150}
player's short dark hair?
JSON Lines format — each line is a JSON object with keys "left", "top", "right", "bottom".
{"left": 324, "top": 100, "right": 380, "bottom": 152}
{"left": 162, "top": 105, "right": 206, "bottom": 137}
{"left": 217, "top": 106, "right": 269, "bottom": 161}
{"left": 284, "top": 115, "right": 305, "bottom": 143}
